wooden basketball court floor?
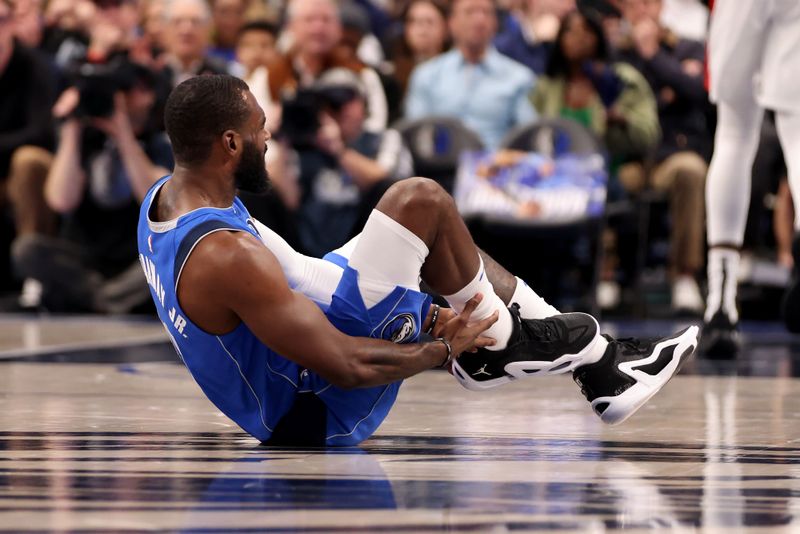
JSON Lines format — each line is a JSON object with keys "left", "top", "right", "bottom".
{"left": 1, "top": 315, "right": 799, "bottom": 533}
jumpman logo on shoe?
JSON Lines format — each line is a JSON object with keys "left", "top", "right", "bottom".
{"left": 472, "top": 364, "right": 492, "bottom": 377}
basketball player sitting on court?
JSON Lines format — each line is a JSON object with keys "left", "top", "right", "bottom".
{"left": 137, "top": 75, "right": 699, "bottom": 446}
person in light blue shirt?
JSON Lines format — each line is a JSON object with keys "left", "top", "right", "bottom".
{"left": 404, "top": 0, "right": 538, "bottom": 149}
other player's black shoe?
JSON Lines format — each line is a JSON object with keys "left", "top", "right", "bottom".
{"left": 699, "top": 310, "right": 740, "bottom": 359}
{"left": 573, "top": 326, "right": 699, "bottom": 425}
{"left": 782, "top": 234, "right": 800, "bottom": 333}
{"left": 452, "top": 304, "right": 601, "bottom": 391}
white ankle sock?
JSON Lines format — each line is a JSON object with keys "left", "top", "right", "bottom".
{"left": 443, "top": 257, "right": 514, "bottom": 350}
{"left": 510, "top": 277, "right": 560, "bottom": 319}
{"left": 705, "top": 248, "right": 739, "bottom": 323}
{"left": 509, "top": 276, "right": 606, "bottom": 365}
{"left": 510, "top": 276, "right": 607, "bottom": 365}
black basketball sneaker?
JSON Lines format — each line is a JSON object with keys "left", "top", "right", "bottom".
{"left": 573, "top": 326, "right": 699, "bottom": 425}
{"left": 699, "top": 310, "right": 740, "bottom": 359}
{"left": 452, "top": 304, "right": 602, "bottom": 391}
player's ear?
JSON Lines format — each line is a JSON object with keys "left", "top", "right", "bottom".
{"left": 222, "top": 131, "right": 240, "bottom": 156}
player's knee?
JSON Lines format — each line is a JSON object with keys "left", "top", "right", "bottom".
{"left": 389, "top": 177, "right": 452, "bottom": 217}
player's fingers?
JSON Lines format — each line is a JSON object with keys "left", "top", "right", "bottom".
{"left": 459, "top": 293, "right": 483, "bottom": 322}
{"left": 474, "top": 335, "right": 496, "bottom": 348}
{"left": 473, "top": 310, "right": 499, "bottom": 332}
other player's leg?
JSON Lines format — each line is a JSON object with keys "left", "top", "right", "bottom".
{"left": 702, "top": 101, "right": 764, "bottom": 356}
{"left": 702, "top": 0, "right": 768, "bottom": 356}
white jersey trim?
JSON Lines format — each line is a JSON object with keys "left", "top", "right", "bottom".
{"left": 325, "top": 383, "right": 391, "bottom": 441}
{"left": 216, "top": 336, "right": 274, "bottom": 434}
{"left": 174, "top": 227, "right": 245, "bottom": 292}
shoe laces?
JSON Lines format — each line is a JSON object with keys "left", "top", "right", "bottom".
{"left": 511, "top": 303, "right": 558, "bottom": 342}
{"left": 613, "top": 337, "right": 652, "bottom": 355}
{"left": 527, "top": 319, "right": 557, "bottom": 341}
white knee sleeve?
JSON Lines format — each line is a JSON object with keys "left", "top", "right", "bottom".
{"left": 347, "top": 210, "right": 429, "bottom": 307}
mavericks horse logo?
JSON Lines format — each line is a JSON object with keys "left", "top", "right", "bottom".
{"left": 381, "top": 313, "right": 417, "bottom": 343}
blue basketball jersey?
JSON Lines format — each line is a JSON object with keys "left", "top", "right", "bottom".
{"left": 137, "top": 176, "right": 433, "bottom": 446}
{"left": 138, "top": 176, "right": 302, "bottom": 442}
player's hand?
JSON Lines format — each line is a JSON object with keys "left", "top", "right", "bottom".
{"left": 428, "top": 306, "right": 455, "bottom": 339}
{"left": 436, "top": 293, "right": 498, "bottom": 359}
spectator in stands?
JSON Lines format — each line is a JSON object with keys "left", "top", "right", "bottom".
{"left": 531, "top": 9, "right": 658, "bottom": 172}
{"left": 84, "top": 0, "right": 140, "bottom": 59}
{"left": 749, "top": 112, "right": 793, "bottom": 270}
{"left": 41, "top": 0, "right": 141, "bottom": 69}
{"left": 267, "top": 0, "right": 388, "bottom": 133}
{"left": 615, "top": 0, "right": 708, "bottom": 313}
{"left": 659, "top": 0, "right": 708, "bottom": 43}
{"left": 337, "top": 1, "right": 404, "bottom": 124}
{"left": 405, "top": 0, "right": 537, "bottom": 149}
{"left": 209, "top": 0, "right": 247, "bottom": 63}
{"left": 339, "top": 0, "right": 384, "bottom": 69}
{"left": 141, "top": 0, "right": 167, "bottom": 52}
{"left": 390, "top": 0, "right": 450, "bottom": 97}
{"left": 231, "top": 18, "right": 298, "bottom": 242}
{"left": 530, "top": 8, "right": 658, "bottom": 309}
{"left": 1, "top": 0, "right": 57, "bottom": 302}
{"left": 141, "top": 0, "right": 168, "bottom": 60}
{"left": 775, "top": 179, "right": 794, "bottom": 270}
{"left": 494, "top": 0, "right": 574, "bottom": 75}
{"left": 161, "top": 0, "right": 228, "bottom": 88}
{"left": 12, "top": 0, "right": 44, "bottom": 47}
{"left": 40, "top": 0, "right": 95, "bottom": 68}
{"left": 0, "top": 0, "right": 55, "bottom": 190}
{"left": 234, "top": 20, "right": 279, "bottom": 127}
{"left": 287, "top": 68, "right": 413, "bottom": 256}
{"left": 11, "top": 64, "right": 173, "bottom": 313}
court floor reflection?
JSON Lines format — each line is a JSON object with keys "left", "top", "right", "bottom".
{"left": 0, "top": 318, "right": 799, "bottom": 532}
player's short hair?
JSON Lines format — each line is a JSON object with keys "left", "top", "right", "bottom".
{"left": 165, "top": 74, "right": 251, "bottom": 166}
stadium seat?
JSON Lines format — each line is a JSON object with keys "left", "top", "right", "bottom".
{"left": 393, "top": 116, "right": 484, "bottom": 193}
{"left": 499, "top": 117, "right": 604, "bottom": 156}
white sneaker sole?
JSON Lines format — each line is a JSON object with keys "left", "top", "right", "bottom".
{"left": 453, "top": 314, "right": 601, "bottom": 391}
{"left": 592, "top": 325, "right": 699, "bottom": 425}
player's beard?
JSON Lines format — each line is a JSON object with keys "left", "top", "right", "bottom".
{"left": 234, "top": 139, "right": 270, "bottom": 194}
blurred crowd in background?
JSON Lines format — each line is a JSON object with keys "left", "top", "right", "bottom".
{"left": 0, "top": 0, "right": 791, "bottom": 318}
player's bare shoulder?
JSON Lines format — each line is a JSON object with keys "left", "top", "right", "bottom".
{"left": 177, "top": 229, "right": 287, "bottom": 334}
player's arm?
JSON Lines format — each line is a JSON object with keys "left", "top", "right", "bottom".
{"left": 178, "top": 231, "right": 497, "bottom": 389}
